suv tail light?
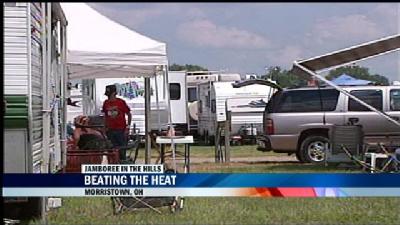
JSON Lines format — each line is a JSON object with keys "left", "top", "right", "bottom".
{"left": 265, "top": 118, "right": 274, "bottom": 135}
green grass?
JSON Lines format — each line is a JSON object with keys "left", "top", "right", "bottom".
{"left": 31, "top": 197, "right": 399, "bottom": 225}
{"left": 189, "top": 145, "right": 275, "bottom": 158}
{"left": 190, "top": 162, "right": 359, "bottom": 173}
{"left": 27, "top": 145, "right": 400, "bottom": 224}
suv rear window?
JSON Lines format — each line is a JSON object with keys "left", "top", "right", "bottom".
{"left": 348, "top": 90, "right": 382, "bottom": 111}
{"left": 269, "top": 89, "right": 339, "bottom": 113}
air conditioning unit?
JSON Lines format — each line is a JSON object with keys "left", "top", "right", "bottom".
{"left": 245, "top": 74, "right": 257, "bottom": 80}
{"left": 326, "top": 125, "right": 364, "bottom": 163}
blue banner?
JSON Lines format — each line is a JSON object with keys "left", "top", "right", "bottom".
{"left": 3, "top": 173, "right": 400, "bottom": 188}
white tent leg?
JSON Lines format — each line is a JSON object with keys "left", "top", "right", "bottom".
{"left": 164, "top": 67, "right": 177, "bottom": 171}
{"left": 144, "top": 77, "right": 151, "bottom": 164}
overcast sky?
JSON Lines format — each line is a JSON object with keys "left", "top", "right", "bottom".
{"left": 89, "top": 3, "right": 400, "bottom": 81}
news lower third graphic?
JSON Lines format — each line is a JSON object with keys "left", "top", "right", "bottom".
{"left": 3, "top": 164, "right": 400, "bottom": 197}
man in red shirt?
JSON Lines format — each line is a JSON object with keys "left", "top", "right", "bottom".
{"left": 102, "top": 85, "right": 132, "bottom": 160}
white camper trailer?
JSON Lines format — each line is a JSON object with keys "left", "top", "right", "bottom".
{"left": 4, "top": 2, "right": 67, "bottom": 218}
{"left": 186, "top": 71, "right": 241, "bottom": 135}
{"left": 197, "top": 81, "right": 276, "bottom": 144}
{"left": 186, "top": 71, "right": 219, "bottom": 134}
{"left": 81, "top": 71, "right": 188, "bottom": 135}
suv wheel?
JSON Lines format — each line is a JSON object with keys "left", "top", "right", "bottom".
{"left": 300, "top": 136, "right": 329, "bottom": 163}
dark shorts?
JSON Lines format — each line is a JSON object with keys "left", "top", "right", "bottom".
{"left": 106, "top": 129, "right": 127, "bottom": 160}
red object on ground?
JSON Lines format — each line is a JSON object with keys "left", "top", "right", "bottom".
{"left": 64, "top": 149, "right": 120, "bottom": 173}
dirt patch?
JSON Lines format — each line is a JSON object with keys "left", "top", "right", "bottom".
{"left": 189, "top": 155, "right": 298, "bottom": 163}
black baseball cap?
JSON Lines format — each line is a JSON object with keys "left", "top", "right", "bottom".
{"left": 105, "top": 84, "right": 117, "bottom": 95}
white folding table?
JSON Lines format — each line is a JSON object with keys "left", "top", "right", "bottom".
{"left": 156, "top": 136, "right": 194, "bottom": 173}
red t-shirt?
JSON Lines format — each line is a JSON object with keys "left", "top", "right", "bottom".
{"left": 102, "top": 98, "right": 130, "bottom": 130}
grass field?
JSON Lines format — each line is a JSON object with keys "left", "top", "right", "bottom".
{"left": 38, "top": 197, "right": 400, "bottom": 225}
{"left": 29, "top": 145, "right": 400, "bottom": 225}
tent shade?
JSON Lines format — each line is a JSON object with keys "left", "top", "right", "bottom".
{"left": 61, "top": 3, "right": 168, "bottom": 80}
{"left": 291, "top": 34, "right": 400, "bottom": 78}
{"left": 331, "top": 74, "right": 373, "bottom": 86}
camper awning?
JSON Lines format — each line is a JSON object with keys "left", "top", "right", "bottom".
{"left": 61, "top": 3, "right": 168, "bottom": 80}
{"left": 291, "top": 34, "right": 400, "bottom": 127}
{"left": 292, "top": 34, "right": 400, "bottom": 78}
{"left": 232, "top": 79, "right": 282, "bottom": 91}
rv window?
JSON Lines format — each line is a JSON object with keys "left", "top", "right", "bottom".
{"left": 348, "top": 90, "right": 382, "bottom": 111}
{"left": 169, "top": 83, "right": 181, "bottom": 100}
{"left": 211, "top": 100, "right": 216, "bottom": 113}
{"left": 4, "top": 2, "right": 16, "bottom": 6}
{"left": 188, "top": 87, "right": 197, "bottom": 102}
{"left": 390, "top": 89, "right": 400, "bottom": 111}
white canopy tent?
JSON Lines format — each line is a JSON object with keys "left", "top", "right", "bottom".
{"left": 61, "top": 3, "right": 170, "bottom": 162}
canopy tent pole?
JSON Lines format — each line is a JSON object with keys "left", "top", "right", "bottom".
{"left": 154, "top": 74, "right": 161, "bottom": 132}
{"left": 144, "top": 77, "right": 151, "bottom": 164}
{"left": 293, "top": 61, "right": 400, "bottom": 128}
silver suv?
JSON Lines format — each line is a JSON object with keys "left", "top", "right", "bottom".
{"left": 258, "top": 86, "right": 400, "bottom": 163}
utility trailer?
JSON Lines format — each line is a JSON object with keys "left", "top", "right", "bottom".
{"left": 4, "top": 2, "right": 67, "bottom": 219}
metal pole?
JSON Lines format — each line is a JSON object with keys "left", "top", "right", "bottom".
{"left": 164, "top": 66, "right": 177, "bottom": 171}
{"left": 294, "top": 62, "right": 400, "bottom": 128}
{"left": 46, "top": 2, "right": 52, "bottom": 171}
{"left": 61, "top": 19, "right": 68, "bottom": 168}
{"left": 144, "top": 77, "right": 151, "bottom": 164}
{"left": 154, "top": 74, "right": 161, "bottom": 132}
{"left": 41, "top": 2, "right": 50, "bottom": 173}
{"left": 225, "top": 110, "right": 231, "bottom": 163}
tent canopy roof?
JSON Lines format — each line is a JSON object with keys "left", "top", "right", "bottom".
{"left": 331, "top": 74, "right": 374, "bottom": 86}
{"left": 61, "top": 3, "right": 168, "bottom": 80}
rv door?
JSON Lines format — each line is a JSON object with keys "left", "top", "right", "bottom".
{"left": 168, "top": 71, "right": 187, "bottom": 124}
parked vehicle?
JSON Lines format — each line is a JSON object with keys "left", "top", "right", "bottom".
{"left": 259, "top": 86, "right": 400, "bottom": 163}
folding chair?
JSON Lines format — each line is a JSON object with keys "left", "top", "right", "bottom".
{"left": 376, "top": 143, "right": 400, "bottom": 173}
{"left": 341, "top": 144, "right": 400, "bottom": 173}
{"left": 111, "top": 135, "right": 184, "bottom": 215}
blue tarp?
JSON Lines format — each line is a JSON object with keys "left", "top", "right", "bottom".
{"left": 331, "top": 74, "right": 373, "bottom": 86}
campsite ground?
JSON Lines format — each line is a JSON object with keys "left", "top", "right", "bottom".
{"left": 31, "top": 145, "right": 400, "bottom": 225}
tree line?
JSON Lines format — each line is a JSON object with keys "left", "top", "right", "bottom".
{"left": 169, "top": 63, "right": 390, "bottom": 88}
